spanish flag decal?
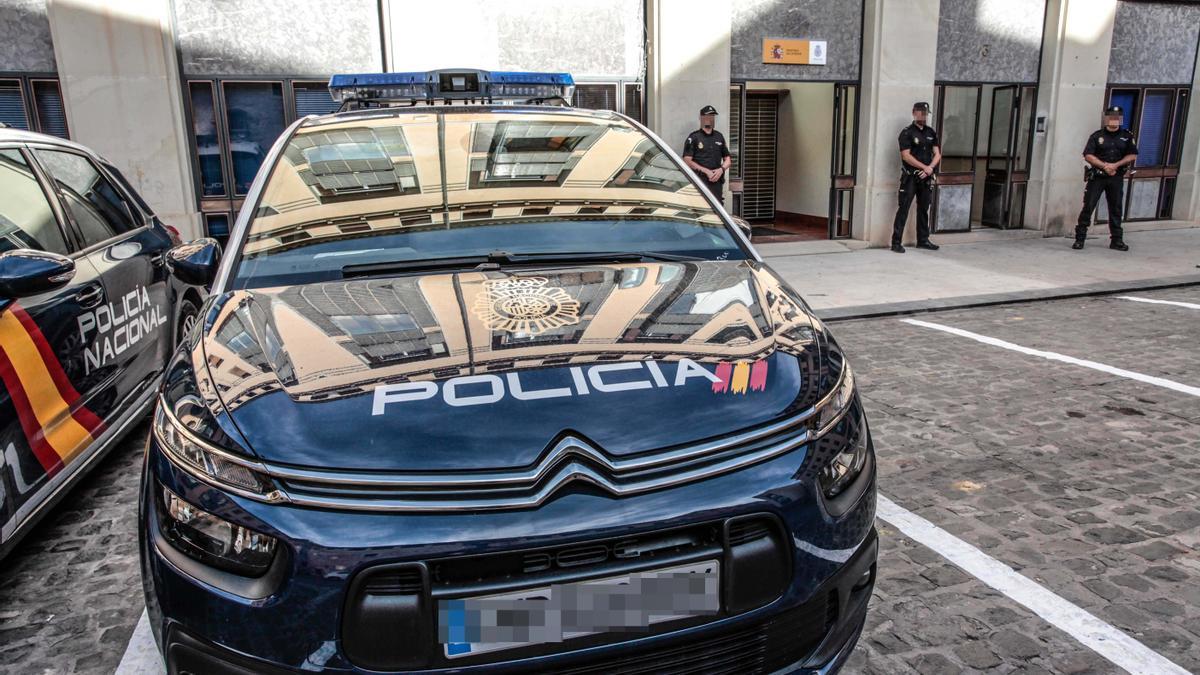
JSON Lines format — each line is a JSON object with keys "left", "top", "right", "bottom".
{"left": 711, "top": 359, "right": 769, "bottom": 395}
{"left": 0, "top": 304, "right": 105, "bottom": 476}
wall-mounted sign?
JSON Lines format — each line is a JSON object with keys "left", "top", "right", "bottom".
{"left": 762, "top": 39, "right": 827, "bottom": 66}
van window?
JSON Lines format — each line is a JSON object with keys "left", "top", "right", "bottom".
{"left": 0, "top": 148, "right": 69, "bottom": 255}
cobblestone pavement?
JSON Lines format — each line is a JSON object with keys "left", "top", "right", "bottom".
{"left": 0, "top": 422, "right": 147, "bottom": 674}
{"left": 0, "top": 288, "right": 1197, "bottom": 674}
{"left": 841, "top": 287, "right": 1200, "bottom": 674}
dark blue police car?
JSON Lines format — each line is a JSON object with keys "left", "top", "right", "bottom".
{"left": 140, "top": 70, "right": 877, "bottom": 673}
{"left": 0, "top": 127, "right": 201, "bottom": 559}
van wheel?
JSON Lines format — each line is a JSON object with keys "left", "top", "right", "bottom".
{"left": 176, "top": 298, "right": 199, "bottom": 346}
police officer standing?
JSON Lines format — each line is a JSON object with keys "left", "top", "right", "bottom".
{"left": 891, "top": 102, "right": 941, "bottom": 253}
{"left": 1075, "top": 106, "right": 1138, "bottom": 250}
{"left": 683, "top": 105, "right": 732, "bottom": 206}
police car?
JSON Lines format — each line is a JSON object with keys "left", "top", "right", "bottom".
{"left": 0, "top": 127, "right": 203, "bottom": 559}
{"left": 139, "top": 69, "right": 877, "bottom": 673}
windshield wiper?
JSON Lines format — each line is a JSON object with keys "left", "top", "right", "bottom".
{"left": 342, "top": 250, "right": 703, "bottom": 278}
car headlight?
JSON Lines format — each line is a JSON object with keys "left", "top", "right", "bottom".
{"left": 818, "top": 417, "right": 869, "bottom": 499}
{"left": 159, "top": 486, "right": 278, "bottom": 576}
{"left": 814, "top": 361, "right": 855, "bottom": 435}
{"left": 153, "top": 395, "right": 280, "bottom": 501}
{"left": 812, "top": 360, "right": 869, "bottom": 499}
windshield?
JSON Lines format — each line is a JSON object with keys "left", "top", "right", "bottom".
{"left": 230, "top": 110, "right": 745, "bottom": 288}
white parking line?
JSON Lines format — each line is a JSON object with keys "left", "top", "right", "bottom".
{"left": 114, "top": 609, "right": 164, "bottom": 674}
{"left": 1118, "top": 295, "right": 1200, "bottom": 310}
{"left": 877, "top": 495, "right": 1191, "bottom": 675}
{"left": 902, "top": 318, "right": 1200, "bottom": 398}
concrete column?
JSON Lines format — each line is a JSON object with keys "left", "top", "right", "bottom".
{"left": 46, "top": 0, "right": 200, "bottom": 238}
{"left": 646, "top": 0, "right": 731, "bottom": 199}
{"left": 1171, "top": 40, "right": 1200, "bottom": 224}
{"left": 854, "top": 0, "right": 940, "bottom": 247}
{"left": 1025, "top": 0, "right": 1118, "bottom": 236}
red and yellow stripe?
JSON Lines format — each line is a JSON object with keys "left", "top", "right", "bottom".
{"left": 711, "top": 359, "right": 769, "bottom": 395}
{"left": 0, "top": 303, "right": 104, "bottom": 476}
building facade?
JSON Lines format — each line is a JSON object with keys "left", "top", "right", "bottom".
{"left": 2, "top": 0, "right": 1197, "bottom": 246}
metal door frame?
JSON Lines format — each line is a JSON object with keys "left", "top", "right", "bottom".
{"left": 981, "top": 84, "right": 1019, "bottom": 227}
{"left": 930, "top": 83, "right": 983, "bottom": 233}
{"left": 828, "top": 82, "right": 860, "bottom": 239}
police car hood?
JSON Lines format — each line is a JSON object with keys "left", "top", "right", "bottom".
{"left": 201, "top": 261, "right": 829, "bottom": 471}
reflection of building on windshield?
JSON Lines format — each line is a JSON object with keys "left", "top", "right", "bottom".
{"left": 284, "top": 126, "right": 419, "bottom": 198}
{"left": 205, "top": 262, "right": 820, "bottom": 410}
{"left": 608, "top": 139, "right": 690, "bottom": 192}
{"left": 243, "top": 112, "right": 722, "bottom": 258}
{"left": 470, "top": 121, "right": 605, "bottom": 187}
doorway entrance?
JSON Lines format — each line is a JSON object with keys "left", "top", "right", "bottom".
{"left": 728, "top": 81, "right": 859, "bottom": 241}
{"left": 931, "top": 83, "right": 1036, "bottom": 232}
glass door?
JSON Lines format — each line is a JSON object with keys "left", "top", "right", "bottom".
{"left": 828, "top": 83, "right": 858, "bottom": 238}
{"left": 932, "top": 85, "right": 981, "bottom": 232}
{"left": 981, "top": 85, "right": 1017, "bottom": 227}
{"left": 1006, "top": 86, "right": 1036, "bottom": 228}
{"left": 979, "top": 85, "right": 1037, "bottom": 229}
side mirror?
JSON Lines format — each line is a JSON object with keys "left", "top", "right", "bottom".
{"left": 731, "top": 217, "right": 753, "bottom": 241}
{"left": 167, "top": 238, "right": 222, "bottom": 287}
{"left": 0, "top": 249, "right": 76, "bottom": 299}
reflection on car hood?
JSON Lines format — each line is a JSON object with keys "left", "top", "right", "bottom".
{"left": 200, "top": 261, "right": 828, "bottom": 471}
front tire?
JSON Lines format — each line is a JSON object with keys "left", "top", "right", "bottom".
{"left": 176, "top": 298, "right": 199, "bottom": 347}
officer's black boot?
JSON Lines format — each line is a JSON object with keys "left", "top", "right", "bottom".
{"left": 890, "top": 243, "right": 905, "bottom": 253}
{"left": 1072, "top": 224, "right": 1087, "bottom": 250}
{"left": 1072, "top": 239, "right": 1085, "bottom": 250}
{"left": 1109, "top": 240, "right": 1129, "bottom": 251}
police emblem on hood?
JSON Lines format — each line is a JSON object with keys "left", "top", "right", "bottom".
{"left": 473, "top": 277, "right": 581, "bottom": 335}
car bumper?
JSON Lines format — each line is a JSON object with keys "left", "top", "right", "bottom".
{"left": 139, "top": 407, "right": 877, "bottom": 674}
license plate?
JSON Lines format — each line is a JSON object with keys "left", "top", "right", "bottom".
{"left": 438, "top": 559, "right": 720, "bottom": 659}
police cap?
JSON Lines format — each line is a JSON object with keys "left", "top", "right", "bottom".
{"left": 1104, "top": 105, "right": 1123, "bottom": 117}
{"left": 912, "top": 101, "right": 930, "bottom": 112}
{"left": 699, "top": 105, "right": 719, "bottom": 116}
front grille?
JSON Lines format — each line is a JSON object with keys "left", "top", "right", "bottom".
{"left": 429, "top": 521, "right": 721, "bottom": 589}
{"left": 728, "top": 519, "right": 772, "bottom": 546}
{"left": 342, "top": 515, "right": 795, "bottom": 671}
{"left": 363, "top": 567, "right": 422, "bottom": 594}
{"left": 552, "top": 592, "right": 829, "bottom": 675}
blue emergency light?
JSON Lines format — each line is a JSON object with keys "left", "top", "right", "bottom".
{"left": 327, "top": 69, "right": 575, "bottom": 108}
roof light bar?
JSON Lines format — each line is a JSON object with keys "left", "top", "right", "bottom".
{"left": 328, "top": 69, "right": 575, "bottom": 108}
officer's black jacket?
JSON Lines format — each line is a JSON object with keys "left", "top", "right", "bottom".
{"left": 898, "top": 123, "right": 939, "bottom": 169}
{"left": 1083, "top": 127, "right": 1138, "bottom": 172}
{"left": 683, "top": 129, "right": 730, "bottom": 172}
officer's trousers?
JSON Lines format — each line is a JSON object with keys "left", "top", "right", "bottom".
{"left": 693, "top": 171, "right": 725, "bottom": 206}
{"left": 892, "top": 173, "right": 932, "bottom": 246}
{"left": 1076, "top": 174, "right": 1125, "bottom": 243}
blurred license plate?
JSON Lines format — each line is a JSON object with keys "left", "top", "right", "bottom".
{"left": 438, "top": 559, "right": 720, "bottom": 659}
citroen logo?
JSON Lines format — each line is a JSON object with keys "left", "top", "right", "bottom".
{"left": 535, "top": 436, "right": 618, "bottom": 496}
{"left": 473, "top": 277, "right": 581, "bottom": 335}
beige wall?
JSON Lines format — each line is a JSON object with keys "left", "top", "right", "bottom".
{"left": 855, "top": 0, "right": 941, "bottom": 245}
{"left": 748, "top": 82, "right": 834, "bottom": 219}
{"left": 46, "top": 0, "right": 200, "bottom": 238}
{"left": 646, "top": 0, "right": 732, "bottom": 202}
{"left": 1026, "top": 0, "right": 1118, "bottom": 236}
{"left": 1173, "top": 38, "right": 1200, "bottom": 223}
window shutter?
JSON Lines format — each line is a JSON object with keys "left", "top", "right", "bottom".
{"left": 0, "top": 81, "right": 30, "bottom": 130}
{"left": 1136, "top": 91, "right": 1171, "bottom": 167}
{"left": 33, "top": 81, "right": 68, "bottom": 138}
{"left": 294, "top": 83, "right": 338, "bottom": 118}
{"left": 574, "top": 84, "right": 618, "bottom": 112}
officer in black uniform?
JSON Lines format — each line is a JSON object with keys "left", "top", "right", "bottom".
{"left": 1075, "top": 105, "right": 1138, "bottom": 250}
{"left": 682, "top": 105, "right": 731, "bottom": 206}
{"left": 891, "top": 102, "right": 941, "bottom": 253}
